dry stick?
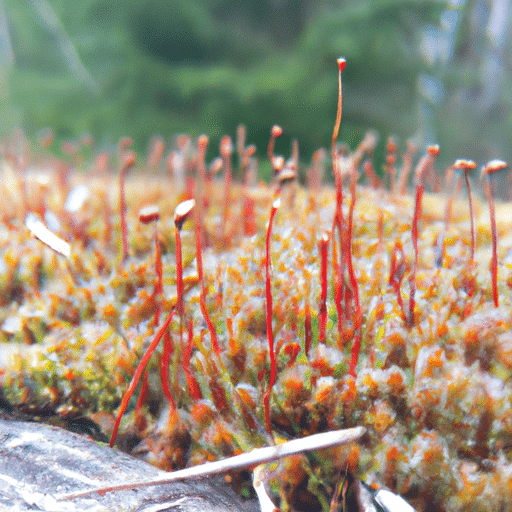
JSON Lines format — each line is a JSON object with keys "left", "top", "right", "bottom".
{"left": 118, "top": 150, "right": 136, "bottom": 262}
{"left": 408, "top": 144, "right": 439, "bottom": 326}
{"left": 481, "top": 159, "right": 508, "bottom": 308}
{"left": 62, "top": 426, "right": 366, "bottom": 500}
{"left": 263, "top": 196, "right": 281, "bottom": 434}
{"left": 110, "top": 307, "right": 176, "bottom": 447}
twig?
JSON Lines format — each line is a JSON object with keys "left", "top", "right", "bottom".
{"left": 61, "top": 426, "right": 365, "bottom": 500}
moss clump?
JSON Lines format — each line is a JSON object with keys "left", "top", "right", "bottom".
{"left": 1, "top": 124, "right": 512, "bottom": 512}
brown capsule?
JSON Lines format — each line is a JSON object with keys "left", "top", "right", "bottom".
{"left": 119, "top": 136, "right": 133, "bottom": 149}
{"left": 453, "top": 159, "right": 476, "bottom": 170}
{"left": 220, "top": 135, "right": 233, "bottom": 157}
{"left": 271, "top": 125, "right": 283, "bottom": 138}
{"left": 174, "top": 199, "right": 196, "bottom": 230}
{"left": 122, "top": 150, "right": 137, "bottom": 168}
{"left": 277, "top": 167, "right": 297, "bottom": 186}
{"left": 245, "top": 144, "right": 257, "bottom": 157}
{"left": 197, "top": 134, "right": 209, "bottom": 149}
{"left": 427, "top": 144, "right": 440, "bottom": 157}
{"left": 209, "top": 157, "right": 223, "bottom": 176}
{"left": 139, "top": 205, "right": 160, "bottom": 224}
{"left": 481, "top": 159, "right": 508, "bottom": 178}
{"left": 386, "top": 137, "right": 397, "bottom": 154}
{"left": 272, "top": 156, "right": 285, "bottom": 174}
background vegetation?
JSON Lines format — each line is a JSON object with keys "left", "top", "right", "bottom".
{"left": 0, "top": 0, "right": 511, "bottom": 176}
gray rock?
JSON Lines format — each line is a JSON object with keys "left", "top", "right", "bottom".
{"left": 0, "top": 418, "right": 258, "bottom": 512}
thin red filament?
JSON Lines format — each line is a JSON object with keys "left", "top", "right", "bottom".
{"left": 464, "top": 170, "right": 476, "bottom": 263}
{"left": 318, "top": 233, "right": 330, "bottom": 344}
{"left": 263, "top": 197, "right": 280, "bottom": 434}
{"left": 485, "top": 179, "right": 499, "bottom": 307}
{"left": 408, "top": 183, "right": 424, "bottom": 325}
{"left": 110, "top": 308, "right": 176, "bottom": 447}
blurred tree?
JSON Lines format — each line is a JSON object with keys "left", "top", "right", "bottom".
{"left": 428, "top": 0, "right": 512, "bottom": 169}
{"left": 8, "top": 0, "right": 508, "bottom": 180}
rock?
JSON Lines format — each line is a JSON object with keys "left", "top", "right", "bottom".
{"left": 0, "top": 418, "right": 258, "bottom": 512}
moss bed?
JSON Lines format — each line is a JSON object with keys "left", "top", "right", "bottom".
{"left": 1, "top": 130, "right": 512, "bottom": 512}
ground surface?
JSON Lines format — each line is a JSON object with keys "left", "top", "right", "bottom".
{"left": 1, "top": 150, "right": 512, "bottom": 511}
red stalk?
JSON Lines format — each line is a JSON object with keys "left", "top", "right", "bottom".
{"left": 119, "top": 150, "right": 136, "bottom": 262}
{"left": 220, "top": 135, "right": 233, "bottom": 239}
{"left": 304, "top": 301, "right": 312, "bottom": 355}
{"left": 268, "top": 125, "right": 283, "bottom": 174}
{"left": 347, "top": 167, "right": 362, "bottom": 377}
{"left": 435, "top": 169, "right": 461, "bottom": 268}
{"left": 174, "top": 226, "right": 183, "bottom": 333}
{"left": 134, "top": 370, "right": 149, "bottom": 413}
{"left": 263, "top": 196, "right": 280, "bottom": 434}
{"left": 197, "top": 135, "right": 208, "bottom": 211}
{"left": 440, "top": 159, "right": 476, "bottom": 267}
{"left": 194, "top": 185, "right": 221, "bottom": 359}
{"left": 160, "top": 330, "right": 174, "bottom": 405}
{"left": 139, "top": 205, "right": 174, "bottom": 406}
{"left": 174, "top": 199, "right": 196, "bottom": 328}
{"left": 332, "top": 230, "right": 344, "bottom": 345}
{"left": 389, "top": 240, "right": 408, "bottom": 323}
{"left": 183, "top": 318, "right": 202, "bottom": 400}
{"left": 481, "top": 159, "right": 508, "bottom": 307}
{"left": 110, "top": 307, "right": 176, "bottom": 447}
{"left": 167, "top": 199, "right": 196, "bottom": 406}
{"left": 331, "top": 58, "right": 346, "bottom": 345}
{"left": 318, "top": 232, "right": 330, "bottom": 344}
{"left": 408, "top": 144, "right": 439, "bottom": 326}
{"left": 463, "top": 165, "right": 477, "bottom": 263}
{"left": 384, "top": 137, "right": 398, "bottom": 194}
{"left": 139, "top": 205, "right": 162, "bottom": 299}
{"left": 332, "top": 58, "right": 346, "bottom": 149}
{"left": 408, "top": 182, "right": 424, "bottom": 326}
{"left": 486, "top": 179, "right": 498, "bottom": 307}
{"left": 397, "top": 141, "right": 417, "bottom": 195}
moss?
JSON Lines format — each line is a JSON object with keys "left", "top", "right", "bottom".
{"left": 0, "top": 125, "right": 512, "bottom": 511}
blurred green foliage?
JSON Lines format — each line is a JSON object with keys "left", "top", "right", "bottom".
{"left": 2, "top": 0, "right": 511, "bottom": 178}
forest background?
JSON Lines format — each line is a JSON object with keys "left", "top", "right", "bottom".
{"left": 0, "top": 0, "right": 511, "bottom": 178}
